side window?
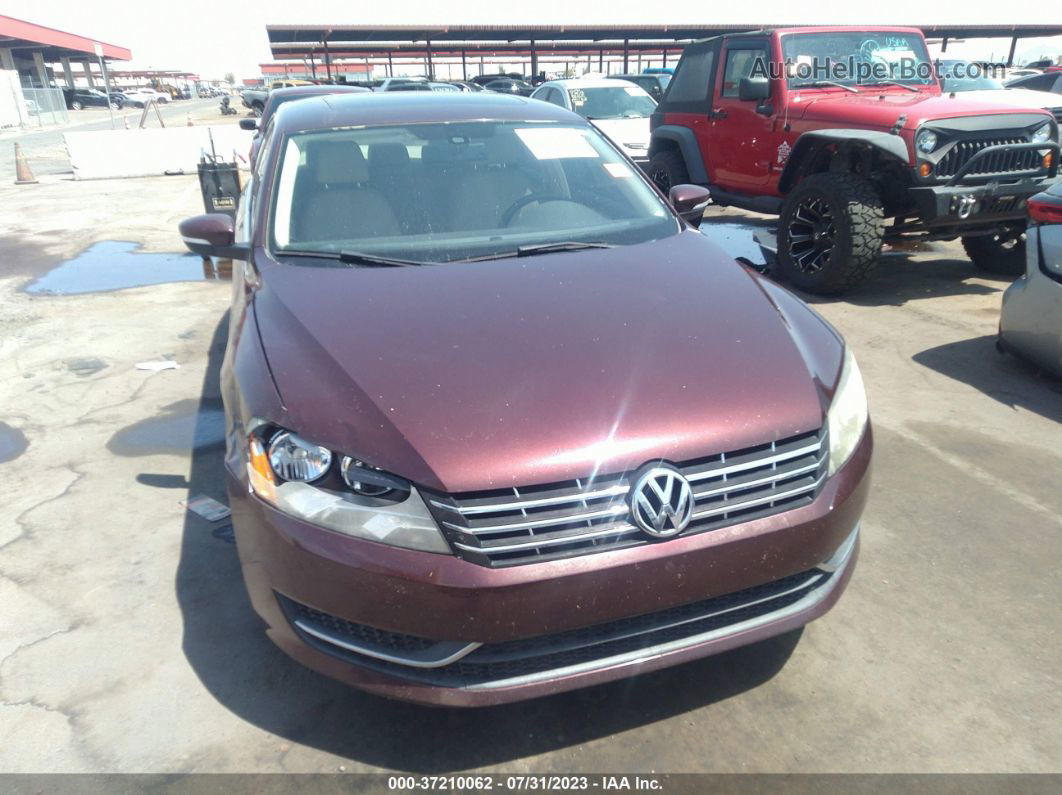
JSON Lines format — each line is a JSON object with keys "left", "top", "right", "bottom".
{"left": 545, "top": 88, "right": 566, "bottom": 107}
{"left": 722, "top": 47, "right": 768, "bottom": 98}
{"left": 1018, "top": 74, "right": 1056, "bottom": 92}
{"left": 667, "top": 46, "right": 716, "bottom": 103}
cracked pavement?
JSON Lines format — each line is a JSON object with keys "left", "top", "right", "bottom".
{"left": 0, "top": 161, "right": 1060, "bottom": 774}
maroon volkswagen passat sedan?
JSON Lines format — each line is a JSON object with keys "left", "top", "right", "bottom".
{"left": 179, "top": 92, "right": 871, "bottom": 707}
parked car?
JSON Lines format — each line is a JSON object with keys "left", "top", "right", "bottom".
{"left": 123, "top": 88, "right": 168, "bottom": 104}
{"left": 375, "top": 77, "right": 430, "bottom": 92}
{"left": 483, "top": 78, "right": 535, "bottom": 96}
{"left": 469, "top": 73, "right": 522, "bottom": 87}
{"left": 531, "top": 78, "right": 656, "bottom": 164}
{"left": 1005, "top": 71, "right": 1062, "bottom": 100}
{"left": 648, "top": 27, "right": 1060, "bottom": 294}
{"left": 608, "top": 72, "right": 672, "bottom": 102}
{"left": 62, "top": 88, "right": 122, "bottom": 111}
{"left": 240, "top": 84, "right": 371, "bottom": 167}
{"left": 110, "top": 91, "right": 144, "bottom": 108}
{"left": 999, "top": 181, "right": 1062, "bottom": 376}
{"left": 448, "top": 81, "right": 485, "bottom": 92}
{"left": 177, "top": 91, "right": 871, "bottom": 707}
{"left": 936, "top": 61, "right": 1062, "bottom": 125}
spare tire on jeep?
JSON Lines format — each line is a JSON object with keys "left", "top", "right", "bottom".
{"left": 776, "top": 172, "right": 885, "bottom": 295}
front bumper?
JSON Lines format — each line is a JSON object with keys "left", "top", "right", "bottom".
{"left": 228, "top": 429, "right": 871, "bottom": 706}
{"left": 910, "top": 141, "right": 1059, "bottom": 229}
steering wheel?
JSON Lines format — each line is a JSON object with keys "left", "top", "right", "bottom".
{"left": 500, "top": 193, "right": 572, "bottom": 226}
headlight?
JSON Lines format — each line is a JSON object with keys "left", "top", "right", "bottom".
{"left": 246, "top": 425, "right": 450, "bottom": 554}
{"left": 827, "top": 347, "right": 869, "bottom": 476}
{"left": 916, "top": 128, "right": 938, "bottom": 154}
{"left": 268, "top": 430, "right": 331, "bottom": 482}
{"left": 1030, "top": 122, "right": 1052, "bottom": 144}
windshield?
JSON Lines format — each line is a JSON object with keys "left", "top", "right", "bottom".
{"left": 568, "top": 86, "right": 656, "bottom": 119}
{"left": 781, "top": 31, "right": 935, "bottom": 88}
{"left": 269, "top": 121, "right": 677, "bottom": 263}
{"left": 939, "top": 64, "right": 1004, "bottom": 92}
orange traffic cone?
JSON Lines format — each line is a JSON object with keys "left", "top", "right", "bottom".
{"left": 14, "top": 142, "right": 37, "bottom": 185}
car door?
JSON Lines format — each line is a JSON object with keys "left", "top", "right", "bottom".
{"left": 709, "top": 37, "right": 785, "bottom": 190}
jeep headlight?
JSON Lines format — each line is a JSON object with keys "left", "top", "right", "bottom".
{"left": 827, "top": 348, "right": 869, "bottom": 476}
{"left": 916, "top": 128, "right": 938, "bottom": 154}
{"left": 246, "top": 424, "right": 451, "bottom": 554}
{"left": 1030, "top": 122, "right": 1052, "bottom": 144}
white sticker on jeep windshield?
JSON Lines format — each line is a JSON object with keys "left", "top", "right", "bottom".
{"left": 515, "top": 128, "right": 598, "bottom": 159}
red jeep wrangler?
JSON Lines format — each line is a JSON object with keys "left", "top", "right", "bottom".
{"left": 649, "top": 27, "right": 1060, "bottom": 294}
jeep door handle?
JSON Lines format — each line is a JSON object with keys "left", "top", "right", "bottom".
{"left": 709, "top": 108, "right": 728, "bottom": 119}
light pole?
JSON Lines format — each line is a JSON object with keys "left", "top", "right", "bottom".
{"left": 94, "top": 42, "right": 115, "bottom": 129}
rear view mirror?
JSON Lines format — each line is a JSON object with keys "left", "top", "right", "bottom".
{"left": 738, "top": 77, "right": 770, "bottom": 102}
{"left": 178, "top": 213, "right": 249, "bottom": 260}
{"left": 669, "top": 185, "right": 711, "bottom": 228}
{"left": 239, "top": 118, "right": 258, "bottom": 131}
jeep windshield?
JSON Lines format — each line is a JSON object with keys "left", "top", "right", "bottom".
{"left": 781, "top": 31, "right": 935, "bottom": 89}
{"left": 269, "top": 121, "right": 677, "bottom": 264}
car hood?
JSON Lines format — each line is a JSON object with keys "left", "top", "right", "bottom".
{"left": 253, "top": 231, "right": 841, "bottom": 493}
{"left": 796, "top": 87, "right": 1054, "bottom": 130}
{"left": 589, "top": 117, "right": 651, "bottom": 150}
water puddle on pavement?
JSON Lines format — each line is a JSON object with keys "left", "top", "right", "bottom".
{"left": 107, "top": 399, "right": 226, "bottom": 457}
{"left": 700, "top": 222, "right": 777, "bottom": 266}
{"left": 24, "top": 241, "right": 232, "bottom": 295}
{"left": 0, "top": 422, "right": 30, "bottom": 463}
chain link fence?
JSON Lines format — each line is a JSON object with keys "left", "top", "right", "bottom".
{"left": 19, "top": 87, "right": 70, "bottom": 128}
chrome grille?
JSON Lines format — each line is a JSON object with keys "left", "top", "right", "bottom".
{"left": 936, "top": 137, "right": 1043, "bottom": 179}
{"left": 428, "top": 428, "right": 828, "bottom": 567}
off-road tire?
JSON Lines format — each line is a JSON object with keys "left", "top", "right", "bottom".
{"left": 648, "top": 150, "right": 689, "bottom": 194}
{"left": 776, "top": 172, "right": 885, "bottom": 295}
{"left": 962, "top": 230, "right": 1026, "bottom": 276}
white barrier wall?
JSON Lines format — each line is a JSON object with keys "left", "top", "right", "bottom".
{"left": 64, "top": 126, "right": 254, "bottom": 179}
{"left": 0, "top": 70, "right": 26, "bottom": 128}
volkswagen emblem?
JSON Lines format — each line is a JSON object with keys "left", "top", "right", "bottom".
{"left": 629, "top": 466, "right": 694, "bottom": 538}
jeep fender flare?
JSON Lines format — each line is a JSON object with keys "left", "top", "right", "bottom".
{"left": 778, "top": 130, "right": 910, "bottom": 194}
{"left": 650, "top": 125, "right": 709, "bottom": 184}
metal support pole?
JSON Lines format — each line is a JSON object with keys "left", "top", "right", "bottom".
{"left": 941, "top": 37, "right": 949, "bottom": 53}
{"left": 426, "top": 40, "right": 433, "bottom": 78}
{"left": 599, "top": 48, "right": 603, "bottom": 71}
{"left": 663, "top": 49, "right": 668, "bottom": 68}
{"left": 1006, "top": 36, "right": 1017, "bottom": 67}
{"left": 461, "top": 49, "right": 467, "bottom": 80}
{"left": 387, "top": 51, "right": 393, "bottom": 77}
{"left": 530, "top": 39, "right": 538, "bottom": 81}
{"left": 309, "top": 52, "right": 316, "bottom": 80}
{"left": 323, "top": 37, "right": 332, "bottom": 81}
{"left": 623, "top": 39, "right": 629, "bottom": 73}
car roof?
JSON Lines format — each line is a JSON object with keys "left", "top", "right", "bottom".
{"left": 536, "top": 77, "right": 647, "bottom": 91}
{"left": 273, "top": 91, "right": 584, "bottom": 132}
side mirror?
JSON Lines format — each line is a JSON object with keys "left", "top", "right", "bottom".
{"left": 669, "top": 184, "right": 711, "bottom": 228}
{"left": 178, "top": 213, "right": 249, "bottom": 260}
{"left": 239, "top": 118, "right": 258, "bottom": 131}
{"left": 738, "top": 77, "right": 770, "bottom": 102}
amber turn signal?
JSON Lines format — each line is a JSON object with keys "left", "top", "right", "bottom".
{"left": 247, "top": 435, "right": 277, "bottom": 501}
{"left": 1043, "top": 152, "right": 1054, "bottom": 170}
{"left": 918, "top": 162, "right": 932, "bottom": 177}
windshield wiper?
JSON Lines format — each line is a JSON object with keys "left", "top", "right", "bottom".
{"left": 800, "top": 80, "right": 859, "bottom": 93}
{"left": 456, "top": 241, "right": 615, "bottom": 263}
{"left": 859, "top": 80, "right": 920, "bottom": 93}
{"left": 276, "top": 249, "right": 426, "bottom": 267}
{"left": 515, "top": 241, "right": 615, "bottom": 257}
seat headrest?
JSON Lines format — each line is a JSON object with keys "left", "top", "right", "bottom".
{"left": 307, "top": 140, "right": 368, "bottom": 185}
{"left": 368, "top": 143, "right": 410, "bottom": 168}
